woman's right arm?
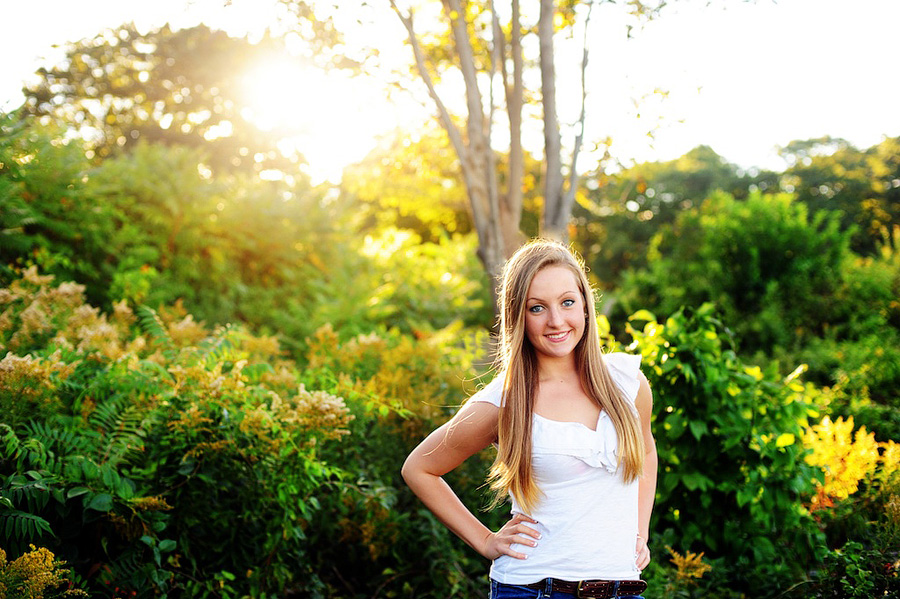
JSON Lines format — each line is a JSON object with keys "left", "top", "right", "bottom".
{"left": 401, "top": 400, "right": 539, "bottom": 560}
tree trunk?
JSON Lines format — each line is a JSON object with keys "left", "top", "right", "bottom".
{"left": 501, "top": 0, "right": 525, "bottom": 256}
{"left": 389, "top": 0, "right": 511, "bottom": 289}
{"left": 539, "top": 0, "right": 566, "bottom": 242}
{"left": 444, "top": 0, "right": 506, "bottom": 287}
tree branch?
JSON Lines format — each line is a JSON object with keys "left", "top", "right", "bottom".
{"left": 562, "top": 0, "right": 595, "bottom": 221}
{"left": 388, "top": 0, "right": 488, "bottom": 239}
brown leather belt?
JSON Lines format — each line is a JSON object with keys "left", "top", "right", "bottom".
{"left": 523, "top": 578, "right": 648, "bottom": 598}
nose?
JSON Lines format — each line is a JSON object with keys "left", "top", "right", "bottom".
{"left": 547, "top": 306, "right": 564, "bottom": 327}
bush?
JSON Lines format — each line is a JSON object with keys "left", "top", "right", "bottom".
{"left": 300, "top": 320, "right": 499, "bottom": 598}
{"left": 0, "top": 269, "right": 352, "bottom": 597}
{"left": 808, "top": 539, "right": 900, "bottom": 598}
{"left": 777, "top": 228, "right": 900, "bottom": 441}
{"left": 617, "top": 191, "right": 852, "bottom": 354}
{"left": 799, "top": 418, "right": 900, "bottom": 598}
{"left": 621, "top": 304, "right": 824, "bottom": 595}
{"left": 0, "top": 116, "right": 117, "bottom": 308}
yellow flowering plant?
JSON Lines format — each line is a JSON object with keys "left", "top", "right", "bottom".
{"left": 0, "top": 545, "right": 87, "bottom": 599}
{"left": 802, "top": 415, "right": 887, "bottom": 508}
{"left": 0, "top": 269, "right": 358, "bottom": 597}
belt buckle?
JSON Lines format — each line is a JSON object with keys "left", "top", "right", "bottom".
{"left": 576, "top": 580, "right": 589, "bottom": 599}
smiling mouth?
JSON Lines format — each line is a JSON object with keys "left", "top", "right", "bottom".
{"left": 545, "top": 331, "right": 570, "bottom": 341}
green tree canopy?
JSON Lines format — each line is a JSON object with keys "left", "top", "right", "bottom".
{"left": 780, "top": 136, "right": 900, "bottom": 255}
{"left": 20, "top": 23, "right": 301, "bottom": 174}
{"left": 572, "top": 145, "right": 777, "bottom": 288}
{"left": 341, "top": 125, "right": 545, "bottom": 243}
{"left": 616, "top": 190, "right": 852, "bottom": 353}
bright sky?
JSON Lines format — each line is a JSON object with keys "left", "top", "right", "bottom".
{"left": 2, "top": 0, "right": 898, "bottom": 182}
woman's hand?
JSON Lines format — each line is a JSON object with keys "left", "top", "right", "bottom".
{"left": 635, "top": 535, "right": 651, "bottom": 570}
{"left": 481, "top": 513, "right": 541, "bottom": 560}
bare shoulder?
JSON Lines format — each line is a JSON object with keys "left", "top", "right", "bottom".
{"left": 634, "top": 372, "right": 653, "bottom": 417}
{"left": 446, "top": 399, "right": 499, "bottom": 448}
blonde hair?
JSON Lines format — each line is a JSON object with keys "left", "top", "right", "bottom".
{"left": 486, "top": 239, "right": 645, "bottom": 514}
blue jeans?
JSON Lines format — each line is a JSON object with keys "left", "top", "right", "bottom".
{"left": 489, "top": 579, "right": 645, "bottom": 599}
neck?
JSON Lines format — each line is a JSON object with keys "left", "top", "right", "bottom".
{"left": 536, "top": 355, "right": 578, "bottom": 382}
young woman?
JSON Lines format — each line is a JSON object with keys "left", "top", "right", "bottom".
{"left": 402, "top": 240, "right": 657, "bottom": 598}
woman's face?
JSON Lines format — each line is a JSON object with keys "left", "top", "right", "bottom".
{"left": 523, "top": 265, "right": 586, "bottom": 364}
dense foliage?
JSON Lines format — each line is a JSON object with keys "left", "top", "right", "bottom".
{"left": 624, "top": 305, "right": 824, "bottom": 591}
{"left": 3, "top": 266, "right": 897, "bottom": 597}
{"left": 1, "top": 269, "right": 355, "bottom": 596}
{"left": 2, "top": 18, "right": 899, "bottom": 598}
{"left": 616, "top": 190, "right": 852, "bottom": 353}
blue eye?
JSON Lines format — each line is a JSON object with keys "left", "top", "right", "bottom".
{"left": 562, "top": 299, "right": 575, "bottom": 307}
{"left": 528, "top": 305, "right": 544, "bottom": 313}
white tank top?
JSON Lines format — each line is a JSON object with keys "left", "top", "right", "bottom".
{"left": 471, "top": 352, "right": 643, "bottom": 583}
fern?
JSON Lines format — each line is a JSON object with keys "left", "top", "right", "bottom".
{"left": 96, "top": 545, "right": 165, "bottom": 595}
{"left": 0, "top": 423, "right": 20, "bottom": 462}
{"left": 197, "top": 324, "right": 241, "bottom": 367}
{"left": 3, "top": 473, "right": 55, "bottom": 511}
{"left": 136, "top": 305, "right": 173, "bottom": 348}
{"left": 0, "top": 509, "right": 53, "bottom": 542}
{"left": 88, "top": 396, "right": 147, "bottom": 467}
{"left": 21, "top": 418, "right": 98, "bottom": 474}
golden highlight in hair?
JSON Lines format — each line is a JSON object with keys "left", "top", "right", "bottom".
{"left": 486, "top": 239, "right": 645, "bottom": 514}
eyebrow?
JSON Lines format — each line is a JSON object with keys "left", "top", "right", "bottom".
{"left": 526, "top": 290, "right": 579, "bottom": 302}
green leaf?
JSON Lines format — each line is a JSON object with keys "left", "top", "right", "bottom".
{"left": 159, "top": 539, "right": 177, "bottom": 552}
{"left": 681, "top": 472, "right": 711, "bottom": 491}
{"left": 101, "top": 465, "right": 118, "bottom": 489}
{"left": 67, "top": 486, "right": 90, "bottom": 499}
{"left": 688, "top": 420, "right": 707, "bottom": 440}
{"left": 629, "top": 309, "right": 656, "bottom": 323}
{"left": 87, "top": 493, "right": 113, "bottom": 512}
{"left": 736, "top": 488, "right": 755, "bottom": 507}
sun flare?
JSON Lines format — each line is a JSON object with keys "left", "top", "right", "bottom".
{"left": 239, "top": 58, "right": 394, "bottom": 184}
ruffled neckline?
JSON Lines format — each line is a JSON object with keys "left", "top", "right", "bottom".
{"left": 533, "top": 410, "right": 604, "bottom": 432}
{"left": 532, "top": 409, "right": 619, "bottom": 474}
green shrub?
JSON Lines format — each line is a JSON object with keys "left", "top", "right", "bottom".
{"left": 775, "top": 229, "right": 900, "bottom": 440}
{"left": 806, "top": 540, "right": 900, "bottom": 598}
{"left": 797, "top": 416, "right": 900, "bottom": 598}
{"left": 300, "top": 319, "right": 499, "bottom": 598}
{"left": 622, "top": 304, "right": 824, "bottom": 595}
{"left": 617, "top": 191, "right": 852, "bottom": 354}
{"left": 0, "top": 116, "right": 117, "bottom": 308}
{"left": 0, "top": 270, "right": 352, "bottom": 597}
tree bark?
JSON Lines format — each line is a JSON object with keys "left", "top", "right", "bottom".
{"left": 502, "top": 0, "right": 526, "bottom": 256}
{"left": 390, "top": 0, "right": 594, "bottom": 278}
{"left": 539, "top": 0, "right": 566, "bottom": 242}
{"left": 389, "top": 0, "right": 510, "bottom": 292}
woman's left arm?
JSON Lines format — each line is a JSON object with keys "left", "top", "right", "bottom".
{"left": 634, "top": 372, "right": 658, "bottom": 570}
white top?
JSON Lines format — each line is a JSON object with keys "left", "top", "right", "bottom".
{"left": 470, "top": 352, "right": 643, "bottom": 583}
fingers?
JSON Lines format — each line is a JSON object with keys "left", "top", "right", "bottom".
{"left": 492, "top": 514, "right": 541, "bottom": 560}
{"left": 502, "top": 544, "right": 530, "bottom": 560}
{"left": 635, "top": 536, "right": 651, "bottom": 570}
{"left": 636, "top": 548, "right": 651, "bottom": 570}
{"left": 509, "top": 515, "right": 541, "bottom": 542}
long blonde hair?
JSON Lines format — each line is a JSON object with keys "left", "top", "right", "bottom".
{"left": 487, "top": 239, "right": 645, "bottom": 514}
